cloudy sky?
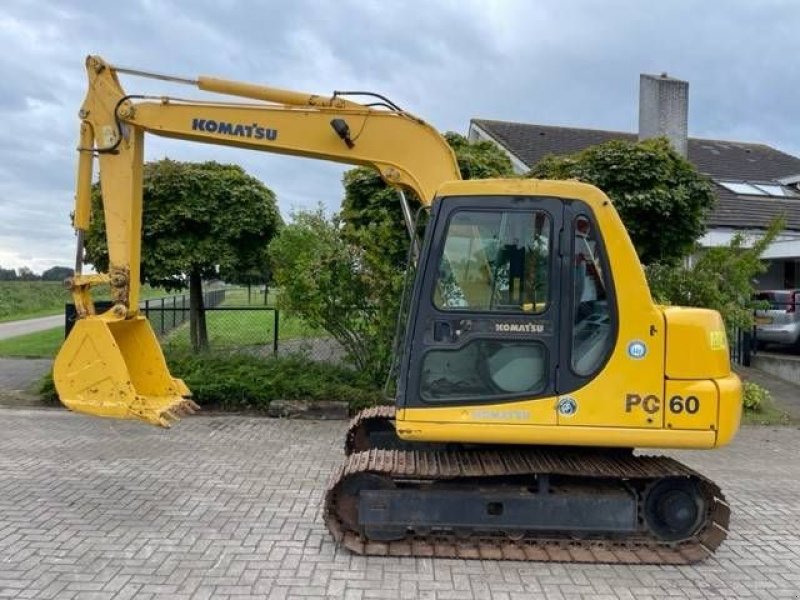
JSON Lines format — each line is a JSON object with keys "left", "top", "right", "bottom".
{"left": 1, "top": 0, "right": 798, "bottom": 272}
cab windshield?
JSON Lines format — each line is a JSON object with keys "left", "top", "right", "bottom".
{"left": 433, "top": 210, "right": 551, "bottom": 313}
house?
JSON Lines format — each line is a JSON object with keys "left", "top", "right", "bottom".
{"left": 468, "top": 74, "right": 800, "bottom": 290}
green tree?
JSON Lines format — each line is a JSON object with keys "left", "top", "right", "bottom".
{"left": 646, "top": 218, "right": 784, "bottom": 331}
{"left": 85, "top": 159, "right": 281, "bottom": 350}
{"left": 16, "top": 266, "right": 39, "bottom": 281}
{"left": 0, "top": 266, "right": 16, "bottom": 281}
{"left": 41, "top": 266, "right": 74, "bottom": 281}
{"left": 529, "top": 137, "right": 715, "bottom": 265}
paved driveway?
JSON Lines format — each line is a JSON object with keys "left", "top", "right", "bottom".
{"left": 0, "top": 358, "right": 52, "bottom": 392}
{"left": 0, "top": 410, "right": 798, "bottom": 599}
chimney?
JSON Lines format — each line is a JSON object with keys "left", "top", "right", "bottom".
{"left": 638, "top": 73, "right": 688, "bottom": 157}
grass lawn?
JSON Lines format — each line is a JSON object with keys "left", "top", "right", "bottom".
{"left": 0, "top": 327, "right": 62, "bottom": 357}
{"left": 0, "top": 281, "right": 172, "bottom": 323}
{"left": 0, "top": 285, "right": 324, "bottom": 357}
{"left": 154, "top": 285, "right": 323, "bottom": 351}
{"left": 220, "top": 286, "right": 279, "bottom": 306}
{"left": 161, "top": 304, "right": 324, "bottom": 352}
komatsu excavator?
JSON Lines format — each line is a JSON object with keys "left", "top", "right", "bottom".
{"left": 55, "top": 55, "right": 741, "bottom": 564}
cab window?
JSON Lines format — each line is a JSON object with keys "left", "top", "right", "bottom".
{"left": 433, "top": 210, "right": 551, "bottom": 313}
{"left": 571, "top": 215, "right": 613, "bottom": 375}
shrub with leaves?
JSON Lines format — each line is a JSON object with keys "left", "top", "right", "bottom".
{"left": 39, "top": 352, "right": 383, "bottom": 413}
{"left": 742, "top": 381, "right": 770, "bottom": 412}
{"left": 646, "top": 218, "right": 783, "bottom": 331}
{"left": 166, "top": 351, "right": 382, "bottom": 413}
{"left": 268, "top": 209, "right": 396, "bottom": 385}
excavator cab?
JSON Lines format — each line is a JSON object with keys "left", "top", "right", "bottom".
{"left": 387, "top": 178, "right": 740, "bottom": 451}
{"left": 407, "top": 194, "right": 571, "bottom": 402}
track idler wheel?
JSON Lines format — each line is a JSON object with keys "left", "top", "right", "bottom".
{"left": 349, "top": 419, "right": 400, "bottom": 454}
{"left": 644, "top": 477, "right": 705, "bottom": 541}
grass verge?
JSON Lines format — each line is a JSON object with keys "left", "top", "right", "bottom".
{"left": 161, "top": 309, "right": 323, "bottom": 352}
{"left": 741, "top": 396, "right": 792, "bottom": 426}
{"left": 0, "top": 282, "right": 172, "bottom": 323}
{"left": 0, "top": 327, "right": 62, "bottom": 357}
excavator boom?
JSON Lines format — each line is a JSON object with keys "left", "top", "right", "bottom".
{"left": 55, "top": 55, "right": 459, "bottom": 426}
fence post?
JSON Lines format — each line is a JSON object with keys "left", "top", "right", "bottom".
{"left": 172, "top": 296, "right": 177, "bottom": 328}
{"left": 160, "top": 297, "right": 165, "bottom": 335}
{"left": 742, "top": 329, "right": 752, "bottom": 367}
{"left": 273, "top": 309, "right": 279, "bottom": 356}
{"left": 144, "top": 299, "right": 150, "bottom": 321}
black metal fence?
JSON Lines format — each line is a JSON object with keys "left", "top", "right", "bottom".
{"left": 729, "top": 327, "right": 753, "bottom": 367}
{"left": 66, "top": 287, "right": 346, "bottom": 363}
{"left": 143, "top": 288, "right": 226, "bottom": 336}
{"left": 65, "top": 288, "right": 226, "bottom": 338}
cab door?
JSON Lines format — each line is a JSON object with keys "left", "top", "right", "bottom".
{"left": 401, "top": 195, "right": 563, "bottom": 410}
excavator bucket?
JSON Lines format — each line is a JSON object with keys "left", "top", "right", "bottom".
{"left": 53, "top": 315, "right": 198, "bottom": 427}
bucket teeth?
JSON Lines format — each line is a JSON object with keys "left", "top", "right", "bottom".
{"left": 137, "top": 397, "right": 200, "bottom": 428}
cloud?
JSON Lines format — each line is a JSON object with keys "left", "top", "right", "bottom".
{"left": 0, "top": 0, "right": 798, "bottom": 271}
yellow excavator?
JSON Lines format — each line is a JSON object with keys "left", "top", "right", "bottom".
{"left": 55, "top": 56, "right": 741, "bottom": 564}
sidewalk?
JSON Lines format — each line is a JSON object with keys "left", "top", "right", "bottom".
{"left": 0, "top": 358, "right": 53, "bottom": 407}
{"left": 735, "top": 363, "right": 800, "bottom": 419}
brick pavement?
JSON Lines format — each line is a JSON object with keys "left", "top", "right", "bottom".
{"left": 0, "top": 410, "right": 798, "bottom": 599}
{"left": 0, "top": 359, "right": 52, "bottom": 392}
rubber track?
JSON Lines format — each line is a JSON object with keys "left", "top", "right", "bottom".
{"left": 323, "top": 447, "right": 729, "bottom": 564}
{"left": 344, "top": 405, "right": 396, "bottom": 455}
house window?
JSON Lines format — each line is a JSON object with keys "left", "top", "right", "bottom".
{"left": 718, "top": 181, "right": 796, "bottom": 197}
{"left": 752, "top": 184, "right": 792, "bottom": 197}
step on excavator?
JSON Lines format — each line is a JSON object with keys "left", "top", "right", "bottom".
{"left": 55, "top": 56, "right": 741, "bottom": 564}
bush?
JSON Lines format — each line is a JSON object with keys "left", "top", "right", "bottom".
{"left": 38, "top": 352, "right": 385, "bottom": 414}
{"left": 268, "top": 209, "right": 395, "bottom": 385}
{"left": 742, "top": 381, "right": 770, "bottom": 413}
{"left": 166, "top": 351, "right": 383, "bottom": 413}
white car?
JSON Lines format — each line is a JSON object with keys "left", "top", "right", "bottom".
{"left": 754, "top": 289, "right": 800, "bottom": 349}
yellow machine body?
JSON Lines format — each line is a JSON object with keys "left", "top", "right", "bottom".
{"left": 393, "top": 180, "right": 741, "bottom": 450}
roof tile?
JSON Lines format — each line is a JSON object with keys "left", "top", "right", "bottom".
{"left": 472, "top": 119, "right": 800, "bottom": 231}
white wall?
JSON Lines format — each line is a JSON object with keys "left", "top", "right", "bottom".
{"left": 699, "top": 229, "right": 800, "bottom": 259}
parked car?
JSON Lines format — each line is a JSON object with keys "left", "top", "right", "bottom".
{"left": 754, "top": 289, "right": 800, "bottom": 349}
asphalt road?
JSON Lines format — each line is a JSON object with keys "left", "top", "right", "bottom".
{"left": 0, "top": 314, "right": 62, "bottom": 340}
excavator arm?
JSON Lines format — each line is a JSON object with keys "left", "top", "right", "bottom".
{"left": 73, "top": 55, "right": 459, "bottom": 317}
{"left": 56, "top": 55, "right": 460, "bottom": 426}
